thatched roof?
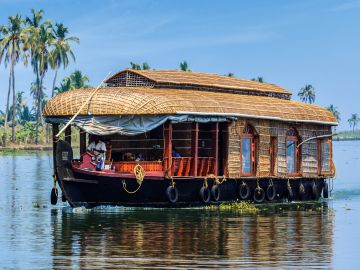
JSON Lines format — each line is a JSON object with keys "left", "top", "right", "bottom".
{"left": 43, "top": 87, "right": 337, "bottom": 125}
{"left": 105, "top": 69, "right": 292, "bottom": 97}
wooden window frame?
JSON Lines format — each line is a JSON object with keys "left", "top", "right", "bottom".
{"left": 286, "top": 135, "right": 301, "bottom": 177}
{"left": 269, "top": 137, "right": 277, "bottom": 176}
{"left": 241, "top": 127, "right": 256, "bottom": 176}
{"left": 318, "top": 138, "right": 333, "bottom": 176}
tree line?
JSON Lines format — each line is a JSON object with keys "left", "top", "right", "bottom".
{"left": 0, "top": 9, "right": 84, "bottom": 146}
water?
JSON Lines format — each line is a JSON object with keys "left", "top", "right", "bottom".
{"left": 0, "top": 141, "right": 359, "bottom": 269}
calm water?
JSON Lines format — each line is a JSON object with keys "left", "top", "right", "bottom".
{"left": 0, "top": 141, "right": 360, "bottom": 269}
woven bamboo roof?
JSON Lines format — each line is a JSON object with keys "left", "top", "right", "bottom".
{"left": 43, "top": 87, "right": 337, "bottom": 125}
{"left": 106, "top": 69, "right": 292, "bottom": 96}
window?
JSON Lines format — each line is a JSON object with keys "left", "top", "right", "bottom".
{"left": 241, "top": 125, "right": 256, "bottom": 176}
{"left": 286, "top": 128, "right": 300, "bottom": 175}
{"left": 318, "top": 138, "right": 332, "bottom": 175}
{"left": 270, "top": 137, "right": 277, "bottom": 176}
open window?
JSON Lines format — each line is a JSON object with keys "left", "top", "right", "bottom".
{"left": 318, "top": 138, "right": 332, "bottom": 175}
{"left": 241, "top": 125, "right": 256, "bottom": 176}
{"left": 286, "top": 128, "right": 301, "bottom": 176}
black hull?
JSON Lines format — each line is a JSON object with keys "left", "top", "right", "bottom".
{"left": 55, "top": 140, "right": 327, "bottom": 208}
{"left": 60, "top": 173, "right": 326, "bottom": 208}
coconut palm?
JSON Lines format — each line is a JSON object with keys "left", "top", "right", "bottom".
{"left": 49, "top": 23, "right": 79, "bottom": 97}
{"left": 54, "top": 77, "right": 71, "bottom": 94}
{"left": 251, "top": 77, "right": 264, "bottom": 83}
{"left": 25, "top": 13, "right": 54, "bottom": 144}
{"left": 348, "top": 114, "right": 359, "bottom": 133}
{"left": 69, "top": 70, "right": 90, "bottom": 89}
{"left": 180, "top": 61, "right": 190, "bottom": 71}
{"left": 0, "top": 14, "right": 25, "bottom": 145}
{"left": 130, "top": 62, "right": 151, "bottom": 70}
{"left": 298, "top": 84, "right": 316, "bottom": 104}
{"left": 326, "top": 104, "right": 340, "bottom": 123}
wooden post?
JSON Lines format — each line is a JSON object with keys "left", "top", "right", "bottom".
{"left": 65, "top": 126, "right": 71, "bottom": 146}
{"left": 211, "top": 122, "right": 219, "bottom": 175}
{"left": 191, "top": 123, "right": 199, "bottom": 176}
{"left": 52, "top": 123, "right": 59, "bottom": 175}
{"left": 163, "top": 122, "right": 172, "bottom": 174}
{"left": 80, "top": 130, "right": 86, "bottom": 155}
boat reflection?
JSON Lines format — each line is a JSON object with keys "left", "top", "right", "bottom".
{"left": 51, "top": 203, "right": 333, "bottom": 269}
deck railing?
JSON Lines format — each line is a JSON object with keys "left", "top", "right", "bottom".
{"left": 168, "top": 157, "right": 215, "bottom": 177}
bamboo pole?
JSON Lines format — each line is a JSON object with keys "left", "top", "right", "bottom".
{"left": 55, "top": 72, "right": 111, "bottom": 139}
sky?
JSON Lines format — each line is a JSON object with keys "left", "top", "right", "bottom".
{"left": 0, "top": 0, "right": 359, "bottom": 130}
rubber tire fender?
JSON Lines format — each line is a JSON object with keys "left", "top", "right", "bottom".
{"left": 266, "top": 184, "right": 276, "bottom": 201}
{"left": 211, "top": 185, "right": 220, "bottom": 202}
{"left": 312, "top": 181, "right": 318, "bottom": 200}
{"left": 166, "top": 186, "right": 179, "bottom": 203}
{"left": 199, "top": 186, "right": 211, "bottom": 203}
{"left": 287, "top": 185, "right": 294, "bottom": 202}
{"left": 51, "top": 187, "right": 58, "bottom": 205}
{"left": 253, "top": 187, "right": 265, "bottom": 203}
{"left": 299, "top": 183, "right": 306, "bottom": 201}
{"left": 323, "top": 181, "right": 329, "bottom": 199}
{"left": 239, "top": 183, "right": 250, "bottom": 200}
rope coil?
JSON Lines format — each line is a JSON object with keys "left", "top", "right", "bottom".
{"left": 122, "top": 164, "right": 145, "bottom": 194}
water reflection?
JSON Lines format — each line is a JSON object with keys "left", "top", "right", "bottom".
{"left": 51, "top": 204, "right": 333, "bottom": 269}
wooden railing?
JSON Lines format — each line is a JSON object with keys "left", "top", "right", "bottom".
{"left": 113, "top": 161, "right": 163, "bottom": 173}
{"left": 168, "top": 157, "right": 215, "bottom": 177}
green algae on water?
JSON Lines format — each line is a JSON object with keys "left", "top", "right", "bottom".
{"left": 205, "top": 201, "right": 258, "bottom": 213}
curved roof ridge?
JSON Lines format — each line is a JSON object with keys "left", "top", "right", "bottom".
{"left": 43, "top": 87, "right": 336, "bottom": 125}
{"left": 105, "top": 69, "right": 292, "bottom": 96}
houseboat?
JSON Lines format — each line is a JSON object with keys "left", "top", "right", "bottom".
{"left": 43, "top": 69, "right": 337, "bottom": 207}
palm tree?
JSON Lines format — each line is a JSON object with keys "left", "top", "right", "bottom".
{"left": 227, "top": 73, "right": 235, "bottom": 77}
{"left": 180, "top": 61, "right": 190, "bottom": 71}
{"left": 348, "top": 114, "right": 359, "bottom": 133}
{"left": 69, "top": 70, "right": 90, "bottom": 89}
{"left": 49, "top": 23, "right": 79, "bottom": 97}
{"left": 298, "top": 84, "right": 316, "bottom": 104}
{"left": 54, "top": 77, "right": 71, "bottom": 94}
{"left": 251, "top": 77, "right": 264, "bottom": 83}
{"left": 25, "top": 11, "right": 54, "bottom": 144}
{"left": 130, "top": 62, "right": 151, "bottom": 70}
{"left": 0, "top": 14, "right": 25, "bottom": 145}
{"left": 326, "top": 104, "right": 340, "bottom": 123}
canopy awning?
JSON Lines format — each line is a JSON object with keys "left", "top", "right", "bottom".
{"left": 45, "top": 115, "right": 233, "bottom": 136}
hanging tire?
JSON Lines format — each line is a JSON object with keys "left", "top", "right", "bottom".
{"left": 312, "top": 181, "right": 318, "bottom": 200}
{"left": 253, "top": 187, "right": 265, "bottom": 203}
{"left": 299, "top": 183, "right": 306, "bottom": 201}
{"left": 50, "top": 187, "right": 58, "bottom": 205}
{"left": 238, "top": 183, "right": 250, "bottom": 200}
{"left": 211, "top": 185, "right": 220, "bottom": 201}
{"left": 199, "top": 186, "right": 211, "bottom": 203}
{"left": 61, "top": 193, "right": 67, "bottom": 202}
{"left": 287, "top": 185, "right": 293, "bottom": 202}
{"left": 323, "top": 181, "right": 329, "bottom": 199}
{"left": 266, "top": 184, "right": 276, "bottom": 201}
{"left": 166, "top": 186, "right": 179, "bottom": 203}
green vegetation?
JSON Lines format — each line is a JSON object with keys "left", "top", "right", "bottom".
{"left": 298, "top": 84, "right": 315, "bottom": 104}
{"left": 205, "top": 201, "right": 259, "bottom": 213}
{"left": 334, "top": 130, "right": 360, "bottom": 141}
{"left": 0, "top": 9, "right": 80, "bottom": 147}
{"left": 326, "top": 104, "right": 340, "bottom": 122}
{"left": 251, "top": 77, "right": 264, "bottom": 83}
{"left": 347, "top": 113, "right": 359, "bottom": 133}
{"left": 130, "top": 62, "right": 151, "bottom": 70}
{"left": 179, "top": 61, "right": 191, "bottom": 71}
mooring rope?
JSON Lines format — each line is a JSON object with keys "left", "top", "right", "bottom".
{"left": 122, "top": 164, "right": 145, "bottom": 194}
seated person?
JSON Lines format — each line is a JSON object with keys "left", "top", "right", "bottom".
{"left": 87, "top": 136, "right": 107, "bottom": 170}
{"left": 172, "top": 146, "right": 181, "bottom": 158}
{"left": 123, "top": 152, "right": 136, "bottom": 161}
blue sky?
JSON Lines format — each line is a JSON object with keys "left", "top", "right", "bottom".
{"left": 0, "top": 0, "right": 359, "bottom": 130}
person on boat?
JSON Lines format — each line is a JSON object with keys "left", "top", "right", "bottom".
{"left": 87, "top": 136, "right": 107, "bottom": 170}
{"left": 172, "top": 146, "right": 181, "bottom": 158}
